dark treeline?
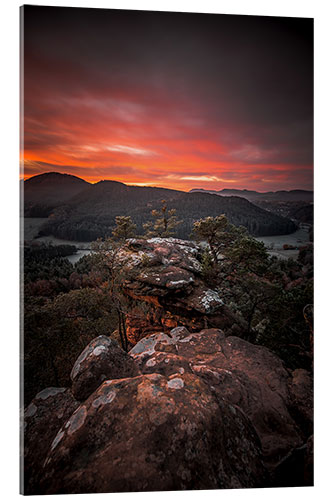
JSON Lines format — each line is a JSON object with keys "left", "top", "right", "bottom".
{"left": 24, "top": 244, "right": 77, "bottom": 283}
{"left": 24, "top": 203, "right": 55, "bottom": 218}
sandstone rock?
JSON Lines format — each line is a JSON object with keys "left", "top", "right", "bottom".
{"left": 130, "top": 328, "right": 307, "bottom": 471}
{"left": 130, "top": 327, "right": 192, "bottom": 376}
{"left": 24, "top": 327, "right": 313, "bottom": 493}
{"left": 129, "top": 327, "right": 190, "bottom": 358}
{"left": 139, "top": 351, "right": 191, "bottom": 377}
{"left": 39, "top": 372, "right": 268, "bottom": 494}
{"left": 288, "top": 368, "right": 313, "bottom": 437}
{"left": 70, "top": 335, "right": 140, "bottom": 401}
{"left": 114, "top": 238, "right": 244, "bottom": 343}
{"left": 23, "top": 387, "right": 79, "bottom": 494}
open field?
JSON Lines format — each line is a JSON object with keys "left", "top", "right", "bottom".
{"left": 255, "top": 227, "right": 311, "bottom": 260}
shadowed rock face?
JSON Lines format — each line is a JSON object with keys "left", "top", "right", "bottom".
{"left": 115, "top": 238, "right": 244, "bottom": 344}
{"left": 23, "top": 387, "right": 79, "bottom": 494}
{"left": 70, "top": 335, "right": 139, "bottom": 401}
{"left": 23, "top": 328, "right": 313, "bottom": 494}
{"left": 288, "top": 368, "right": 313, "bottom": 438}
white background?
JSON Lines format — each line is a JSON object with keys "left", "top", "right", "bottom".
{"left": 0, "top": 0, "right": 332, "bottom": 499}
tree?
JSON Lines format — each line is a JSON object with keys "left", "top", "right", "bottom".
{"left": 224, "top": 235, "right": 269, "bottom": 275}
{"left": 143, "top": 200, "right": 182, "bottom": 238}
{"left": 90, "top": 238, "right": 138, "bottom": 352}
{"left": 254, "top": 280, "right": 313, "bottom": 370}
{"left": 200, "top": 248, "right": 216, "bottom": 284}
{"left": 192, "top": 215, "right": 245, "bottom": 265}
{"left": 112, "top": 216, "right": 136, "bottom": 241}
{"left": 222, "top": 273, "right": 279, "bottom": 342}
{"left": 23, "top": 288, "right": 118, "bottom": 405}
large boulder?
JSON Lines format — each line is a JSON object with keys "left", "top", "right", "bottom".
{"left": 130, "top": 327, "right": 311, "bottom": 472}
{"left": 39, "top": 372, "right": 268, "bottom": 494}
{"left": 115, "top": 238, "right": 245, "bottom": 343}
{"left": 70, "top": 335, "right": 140, "bottom": 401}
{"left": 24, "top": 327, "right": 313, "bottom": 493}
{"left": 23, "top": 387, "right": 79, "bottom": 494}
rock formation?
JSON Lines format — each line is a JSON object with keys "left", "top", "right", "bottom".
{"left": 116, "top": 238, "right": 244, "bottom": 344}
{"left": 23, "top": 327, "right": 313, "bottom": 494}
{"left": 70, "top": 335, "right": 139, "bottom": 401}
{"left": 23, "top": 387, "right": 79, "bottom": 494}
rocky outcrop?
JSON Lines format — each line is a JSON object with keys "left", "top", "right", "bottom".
{"left": 38, "top": 372, "right": 268, "bottom": 494}
{"left": 70, "top": 335, "right": 139, "bottom": 401}
{"left": 23, "top": 327, "right": 313, "bottom": 494}
{"left": 116, "top": 238, "right": 244, "bottom": 344}
{"left": 130, "top": 327, "right": 312, "bottom": 473}
{"left": 23, "top": 387, "right": 79, "bottom": 494}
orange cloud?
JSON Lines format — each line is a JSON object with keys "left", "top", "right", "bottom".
{"left": 22, "top": 7, "right": 313, "bottom": 192}
{"left": 22, "top": 60, "right": 313, "bottom": 192}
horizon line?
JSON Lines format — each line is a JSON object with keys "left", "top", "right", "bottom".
{"left": 22, "top": 171, "right": 314, "bottom": 194}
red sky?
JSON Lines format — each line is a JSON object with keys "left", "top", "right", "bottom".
{"left": 22, "top": 7, "right": 313, "bottom": 192}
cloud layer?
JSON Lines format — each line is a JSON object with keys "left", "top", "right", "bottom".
{"left": 23, "top": 7, "right": 313, "bottom": 191}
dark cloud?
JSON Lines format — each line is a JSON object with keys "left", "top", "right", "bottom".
{"left": 22, "top": 6, "right": 313, "bottom": 190}
{"left": 23, "top": 161, "right": 137, "bottom": 176}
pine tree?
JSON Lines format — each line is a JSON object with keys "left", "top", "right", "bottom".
{"left": 192, "top": 215, "right": 244, "bottom": 264}
{"left": 112, "top": 216, "right": 136, "bottom": 241}
{"left": 143, "top": 200, "right": 182, "bottom": 238}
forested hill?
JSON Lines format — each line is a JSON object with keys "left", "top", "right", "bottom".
{"left": 190, "top": 187, "right": 313, "bottom": 202}
{"left": 68, "top": 179, "right": 183, "bottom": 211}
{"left": 153, "top": 192, "right": 297, "bottom": 238}
{"left": 24, "top": 172, "right": 90, "bottom": 216}
{"left": 29, "top": 175, "right": 297, "bottom": 241}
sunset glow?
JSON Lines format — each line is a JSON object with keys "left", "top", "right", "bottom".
{"left": 23, "top": 8, "right": 313, "bottom": 192}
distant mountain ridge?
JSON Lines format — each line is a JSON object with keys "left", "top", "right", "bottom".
{"left": 24, "top": 172, "right": 297, "bottom": 241}
{"left": 190, "top": 188, "right": 313, "bottom": 202}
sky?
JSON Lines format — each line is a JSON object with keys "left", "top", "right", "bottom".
{"left": 22, "top": 6, "right": 313, "bottom": 191}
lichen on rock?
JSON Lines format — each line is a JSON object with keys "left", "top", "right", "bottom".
{"left": 23, "top": 325, "right": 313, "bottom": 494}
{"left": 70, "top": 335, "right": 140, "bottom": 401}
{"left": 114, "top": 238, "right": 242, "bottom": 344}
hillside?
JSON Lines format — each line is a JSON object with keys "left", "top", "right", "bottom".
{"left": 68, "top": 179, "right": 182, "bottom": 212}
{"left": 190, "top": 188, "right": 313, "bottom": 203}
{"left": 29, "top": 175, "right": 297, "bottom": 241}
{"left": 24, "top": 172, "right": 90, "bottom": 216}
{"left": 254, "top": 200, "right": 314, "bottom": 225}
